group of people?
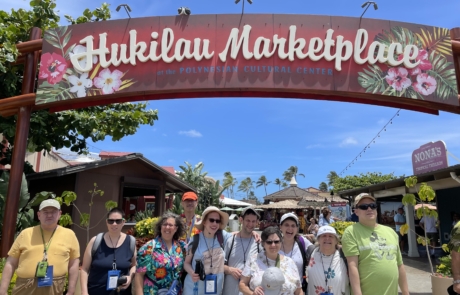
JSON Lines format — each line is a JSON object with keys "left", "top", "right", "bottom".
{"left": 1, "top": 191, "right": 460, "bottom": 295}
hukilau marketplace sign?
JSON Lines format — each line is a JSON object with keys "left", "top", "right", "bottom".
{"left": 36, "top": 14, "right": 458, "bottom": 114}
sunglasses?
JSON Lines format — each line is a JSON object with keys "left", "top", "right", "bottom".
{"left": 265, "top": 240, "right": 281, "bottom": 245}
{"left": 107, "top": 219, "right": 124, "bottom": 224}
{"left": 207, "top": 218, "right": 221, "bottom": 224}
{"left": 356, "top": 203, "right": 377, "bottom": 210}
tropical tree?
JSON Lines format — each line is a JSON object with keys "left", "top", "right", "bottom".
{"left": 247, "top": 191, "right": 261, "bottom": 205}
{"left": 273, "top": 178, "right": 283, "bottom": 191}
{"left": 200, "top": 180, "right": 225, "bottom": 210}
{"left": 0, "top": 1, "right": 158, "bottom": 168}
{"left": 238, "top": 177, "right": 254, "bottom": 199}
{"left": 281, "top": 182, "right": 288, "bottom": 189}
{"left": 282, "top": 166, "right": 305, "bottom": 182}
{"left": 256, "top": 175, "right": 271, "bottom": 197}
{"left": 319, "top": 182, "right": 328, "bottom": 192}
{"left": 331, "top": 172, "right": 400, "bottom": 204}
{"left": 327, "top": 171, "right": 339, "bottom": 187}
{"left": 223, "top": 171, "right": 238, "bottom": 199}
{"left": 176, "top": 162, "right": 207, "bottom": 189}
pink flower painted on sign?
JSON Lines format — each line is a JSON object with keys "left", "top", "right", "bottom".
{"left": 385, "top": 67, "right": 411, "bottom": 91}
{"left": 397, "top": 49, "right": 432, "bottom": 75}
{"left": 38, "top": 53, "right": 68, "bottom": 85}
{"left": 413, "top": 73, "right": 437, "bottom": 96}
{"left": 94, "top": 68, "right": 123, "bottom": 94}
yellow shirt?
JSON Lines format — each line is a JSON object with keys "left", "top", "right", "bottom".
{"left": 8, "top": 225, "right": 80, "bottom": 278}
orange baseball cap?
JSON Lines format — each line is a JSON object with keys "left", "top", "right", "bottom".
{"left": 182, "top": 192, "right": 198, "bottom": 201}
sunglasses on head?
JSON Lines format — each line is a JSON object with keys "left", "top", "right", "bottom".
{"left": 356, "top": 203, "right": 377, "bottom": 210}
{"left": 207, "top": 218, "right": 221, "bottom": 224}
{"left": 265, "top": 240, "right": 281, "bottom": 245}
{"left": 107, "top": 219, "right": 124, "bottom": 224}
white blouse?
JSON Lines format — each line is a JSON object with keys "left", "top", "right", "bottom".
{"left": 306, "top": 248, "right": 350, "bottom": 295}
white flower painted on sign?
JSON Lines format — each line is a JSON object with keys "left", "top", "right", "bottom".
{"left": 94, "top": 68, "right": 123, "bottom": 94}
{"left": 69, "top": 45, "right": 98, "bottom": 73}
{"left": 68, "top": 73, "right": 92, "bottom": 97}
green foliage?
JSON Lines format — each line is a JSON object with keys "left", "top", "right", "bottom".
{"left": 134, "top": 217, "right": 159, "bottom": 238}
{"left": 0, "top": 0, "right": 159, "bottom": 164}
{"left": 223, "top": 172, "right": 238, "bottom": 199}
{"left": 357, "top": 64, "right": 388, "bottom": 94}
{"left": 168, "top": 194, "right": 183, "bottom": 215}
{"left": 256, "top": 175, "right": 271, "bottom": 197}
{"left": 282, "top": 166, "right": 304, "bottom": 182}
{"left": 64, "top": 2, "right": 111, "bottom": 24}
{"left": 331, "top": 172, "right": 399, "bottom": 194}
{"left": 427, "top": 51, "right": 458, "bottom": 100}
{"left": 435, "top": 254, "right": 452, "bottom": 277}
{"left": 134, "top": 210, "right": 155, "bottom": 222}
{"left": 273, "top": 178, "right": 282, "bottom": 191}
{"left": 329, "top": 221, "right": 355, "bottom": 240}
{"left": 238, "top": 177, "right": 255, "bottom": 199}
{"left": 0, "top": 258, "right": 17, "bottom": 295}
{"left": 416, "top": 27, "right": 453, "bottom": 57}
{"left": 318, "top": 182, "right": 328, "bottom": 192}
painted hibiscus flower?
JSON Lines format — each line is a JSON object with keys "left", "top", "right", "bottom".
{"left": 385, "top": 67, "right": 411, "bottom": 91}
{"left": 94, "top": 68, "right": 123, "bottom": 94}
{"left": 399, "top": 49, "right": 432, "bottom": 75}
{"left": 68, "top": 73, "right": 92, "bottom": 97}
{"left": 69, "top": 45, "right": 98, "bottom": 73}
{"left": 38, "top": 53, "right": 67, "bottom": 84}
{"left": 413, "top": 73, "right": 437, "bottom": 96}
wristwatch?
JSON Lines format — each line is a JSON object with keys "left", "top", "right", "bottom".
{"left": 453, "top": 280, "right": 460, "bottom": 285}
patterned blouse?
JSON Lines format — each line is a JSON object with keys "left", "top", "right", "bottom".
{"left": 180, "top": 214, "right": 201, "bottom": 244}
{"left": 136, "top": 238, "right": 186, "bottom": 295}
{"left": 242, "top": 252, "right": 301, "bottom": 295}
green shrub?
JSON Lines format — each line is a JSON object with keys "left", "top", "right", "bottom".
{"left": 0, "top": 258, "right": 17, "bottom": 294}
{"left": 330, "top": 221, "right": 355, "bottom": 240}
{"left": 134, "top": 217, "right": 159, "bottom": 238}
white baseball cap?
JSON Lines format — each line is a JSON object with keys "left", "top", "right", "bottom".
{"left": 317, "top": 225, "right": 339, "bottom": 239}
{"left": 280, "top": 212, "right": 299, "bottom": 226}
{"left": 39, "top": 199, "right": 61, "bottom": 211}
{"left": 261, "top": 267, "right": 285, "bottom": 295}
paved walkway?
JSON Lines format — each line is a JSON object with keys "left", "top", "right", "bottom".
{"left": 400, "top": 256, "right": 433, "bottom": 295}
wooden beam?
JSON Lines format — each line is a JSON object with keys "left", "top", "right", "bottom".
{"left": 16, "top": 39, "right": 43, "bottom": 55}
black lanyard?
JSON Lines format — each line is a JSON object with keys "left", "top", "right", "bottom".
{"left": 203, "top": 234, "right": 216, "bottom": 269}
{"left": 319, "top": 250, "right": 336, "bottom": 289}
{"left": 160, "top": 238, "right": 176, "bottom": 269}
{"left": 40, "top": 226, "right": 57, "bottom": 261}
{"left": 107, "top": 233, "right": 121, "bottom": 269}
{"left": 239, "top": 235, "right": 253, "bottom": 265}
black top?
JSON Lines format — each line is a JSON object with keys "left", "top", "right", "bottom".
{"left": 88, "top": 234, "right": 133, "bottom": 295}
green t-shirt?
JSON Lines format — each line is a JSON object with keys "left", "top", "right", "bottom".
{"left": 448, "top": 221, "right": 460, "bottom": 252}
{"left": 342, "top": 223, "right": 403, "bottom": 295}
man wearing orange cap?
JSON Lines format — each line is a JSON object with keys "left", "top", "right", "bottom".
{"left": 180, "top": 191, "right": 201, "bottom": 244}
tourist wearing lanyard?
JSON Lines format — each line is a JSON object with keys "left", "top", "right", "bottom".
{"left": 223, "top": 208, "right": 262, "bottom": 295}
{"left": 305, "top": 226, "right": 350, "bottom": 295}
{"left": 183, "top": 206, "right": 231, "bottom": 295}
{"left": 239, "top": 226, "right": 302, "bottom": 295}
{"left": 278, "top": 213, "right": 312, "bottom": 292}
{"left": 135, "top": 212, "right": 186, "bottom": 295}
{"left": 180, "top": 192, "right": 201, "bottom": 245}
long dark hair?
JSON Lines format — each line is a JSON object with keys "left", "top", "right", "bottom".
{"left": 154, "top": 212, "right": 185, "bottom": 241}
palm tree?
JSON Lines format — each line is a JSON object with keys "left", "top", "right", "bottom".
{"left": 327, "top": 171, "right": 338, "bottom": 187}
{"left": 223, "top": 171, "right": 238, "bottom": 199}
{"left": 176, "top": 161, "right": 207, "bottom": 189}
{"left": 238, "top": 177, "right": 254, "bottom": 199}
{"left": 273, "top": 178, "right": 282, "bottom": 191}
{"left": 319, "top": 182, "right": 328, "bottom": 192}
{"left": 256, "top": 175, "right": 271, "bottom": 197}
{"left": 281, "top": 182, "right": 288, "bottom": 188}
{"left": 283, "top": 166, "right": 305, "bottom": 182}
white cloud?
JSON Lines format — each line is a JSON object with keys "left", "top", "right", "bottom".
{"left": 179, "top": 130, "right": 202, "bottom": 138}
{"left": 162, "top": 134, "right": 167, "bottom": 137}
{"left": 339, "top": 137, "right": 358, "bottom": 147}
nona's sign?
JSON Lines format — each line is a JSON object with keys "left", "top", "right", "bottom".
{"left": 412, "top": 141, "right": 448, "bottom": 175}
{"left": 36, "top": 14, "right": 458, "bottom": 114}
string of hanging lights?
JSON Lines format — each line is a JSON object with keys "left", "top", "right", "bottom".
{"left": 338, "top": 109, "right": 401, "bottom": 176}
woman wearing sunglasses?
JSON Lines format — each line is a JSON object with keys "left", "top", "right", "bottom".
{"left": 239, "top": 226, "right": 302, "bottom": 295}
{"left": 183, "top": 206, "right": 231, "bottom": 295}
{"left": 135, "top": 212, "right": 186, "bottom": 295}
{"left": 80, "top": 208, "right": 137, "bottom": 295}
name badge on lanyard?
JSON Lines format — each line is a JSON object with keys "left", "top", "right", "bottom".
{"left": 204, "top": 274, "right": 217, "bottom": 294}
{"left": 107, "top": 269, "right": 120, "bottom": 290}
{"left": 37, "top": 265, "right": 53, "bottom": 287}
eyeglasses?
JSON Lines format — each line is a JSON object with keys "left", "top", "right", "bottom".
{"left": 207, "top": 218, "right": 221, "bottom": 224}
{"left": 162, "top": 223, "right": 177, "bottom": 228}
{"left": 265, "top": 240, "right": 281, "bottom": 245}
{"left": 356, "top": 203, "right": 377, "bottom": 210}
{"left": 107, "top": 219, "right": 124, "bottom": 224}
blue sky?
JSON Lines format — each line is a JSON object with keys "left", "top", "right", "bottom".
{"left": 5, "top": 0, "right": 460, "bottom": 200}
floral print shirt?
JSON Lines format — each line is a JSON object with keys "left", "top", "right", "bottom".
{"left": 136, "top": 238, "right": 186, "bottom": 295}
{"left": 241, "top": 252, "right": 301, "bottom": 295}
{"left": 180, "top": 214, "right": 201, "bottom": 245}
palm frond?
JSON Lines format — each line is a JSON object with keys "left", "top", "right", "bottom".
{"left": 427, "top": 51, "right": 458, "bottom": 100}
{"left": 416, "top": 27, "right": 452, "bottom": 57}
{"left": 358, "top": 64, "right": 388, "bottom": 94}
{"left": 375, "top": 26, "right": 420, "bottom": 49}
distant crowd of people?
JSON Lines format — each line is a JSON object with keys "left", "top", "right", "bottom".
{"left": 0, "top": 191, "right": 459, "bottom": 295}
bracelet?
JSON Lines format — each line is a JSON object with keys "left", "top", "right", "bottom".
{"left": 453, "top": 280, "right": 460, "bottom": 285}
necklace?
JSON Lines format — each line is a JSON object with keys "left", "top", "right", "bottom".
{"left": 319, "top": 249, "right": 336, "bottom": 289}
{"left": 239, "top": 234, "right": 253, "bottom": 265}
{"left": 265, "top": 253, "right": 280, "bottom": 268}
